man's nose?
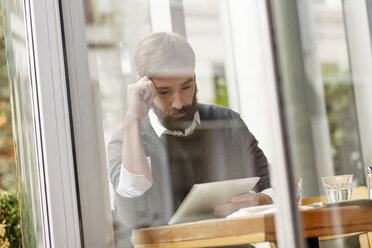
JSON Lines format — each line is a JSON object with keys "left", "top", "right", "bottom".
{"left": 171, "top": 93, "right": 184, "bottom": 110}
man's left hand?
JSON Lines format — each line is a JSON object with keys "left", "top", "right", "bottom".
{"left": 230, "top": 191, "right": 273, "bottom": 205}
{"left": 213, "top": 191, "right": 273, "bottom": 217}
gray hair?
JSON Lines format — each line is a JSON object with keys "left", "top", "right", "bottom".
{"left": 135, "top": 32, "right": 195, "bottom": 78}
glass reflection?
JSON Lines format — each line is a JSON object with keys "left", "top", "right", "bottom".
{"left": 3, "top": 0, "right": 45, "bottom": 247}
{"left": 278, "top": 0, "right": 371, "bottom": 247}
{"left": 107, "top": 32, "right": 272, "bottom": 248}
{"left": 313, "top": 0, "right": 363, "bottom": 185}
{"left": 84, "top": 1, "right": 274, "bottom": 247}
{"left": 84, "top": 0, "right": 153, "bottom": 246}
{"left": 82, "top": 0, "right": 372, "bottom": 247}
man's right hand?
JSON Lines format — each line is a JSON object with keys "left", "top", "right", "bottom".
{"left": 122, "top": 76, "right": 156, "bottom": 184}
{"left": 125, "top": 76, "right": 157, "bottom": 123}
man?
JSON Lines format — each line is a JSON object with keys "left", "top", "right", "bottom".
{"left": 108, "top": 32, "right": 273, "bottom": 230}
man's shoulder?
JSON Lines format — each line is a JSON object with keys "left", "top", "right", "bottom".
{"left": 197, "top": 103, "right": 241, "bottom": 121}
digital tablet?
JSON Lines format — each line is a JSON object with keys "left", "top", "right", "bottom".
{"left": 168, "top": 177, "right": 260, "bottom": 225}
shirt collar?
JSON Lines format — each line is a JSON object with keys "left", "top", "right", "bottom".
{"left": 149, "top": 108, "right": 201, "bottom": 137}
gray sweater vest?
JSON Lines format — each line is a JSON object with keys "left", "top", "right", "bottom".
{"left": 108, "top": 104, "right": 270, "bottom": 228}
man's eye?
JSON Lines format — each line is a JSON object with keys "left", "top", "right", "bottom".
{"left": 158, "top": 91, "right": 170, "bottom": 95}
{"left": 182, "top": 86, "right": 191, "bottom": 90}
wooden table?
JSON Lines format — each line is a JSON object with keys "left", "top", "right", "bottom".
{"left": 134, "top": 203, "right": 372, "bottom": 248}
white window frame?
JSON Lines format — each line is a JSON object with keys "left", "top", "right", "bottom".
{"left": 58, "top": 0, "right": 115, "bottom": 247}
{"left": 20, "top": 0, "right": 82, "bottom": 246}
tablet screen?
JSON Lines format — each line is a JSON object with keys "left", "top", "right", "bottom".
{"left": 168, "top": 177, "right": 260, "bottom": 225}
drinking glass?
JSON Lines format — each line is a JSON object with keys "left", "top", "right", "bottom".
{"left": 296, "top": 178, "right": 303, "bottom": 206}
{"left": 367, "top": 174, "right": 372, "bottom": 199}
{"left": 322, "top": 175, "right": 353, "bottom": 203}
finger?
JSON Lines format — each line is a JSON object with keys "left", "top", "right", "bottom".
{"left": 149, "top": 80, "right": 157, "bottom": 97}
{"left": 139, "top": 76, "right": 155, "bottom": 93}
{"left": 147, "top": 92, "right": 156, "bottom": 105}
{"left": 145, "top": 96, "right": 154, "bottom": 106}
{"left": 136, "top": 77, "right": 151, "bottom": 89}
{"left": 144, "top": 84, "right": 156, "bottom": 105}
{"left": 136, "top": 77, "right": 156, "bottom": 105}
{"left": 213, "top": 201, "right": 258, "bottom": 216}
{"left": 140, "top": 76, "right": 152, "bottom": 84}
{"left": 257, "top": 194, "right": 273, "bottom": 205}
{"left": 230, "top": 192, "right": 256, "bottom": 203}
{"left": 140, "top": 88, "right": 152, "bottom": 102}
{"left": 213, "top": 202, "right": 239, "bottom": 216}
{"left": 138, "top": 77, "right": 152, "bottom": 90}
{"left": 143, "top": 94, "right": 153, "bottom": 105}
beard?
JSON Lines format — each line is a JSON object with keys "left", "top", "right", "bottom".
{"left": 152, "top": 91, "right": 198, "bottom": 132}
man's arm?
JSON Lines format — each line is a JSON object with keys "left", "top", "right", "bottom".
{"left": 212, "top": 116, "right": 273, "bottom": 216}
{"left": 122, "top": 77, "right": 156, "bottom": 183}
{"left": 241, "top": 120, "right": 271, "bottom": 192}
{"left": 107, "top": 77, "right": 157, "bottom": 228}
{"left": 108, "top": 129, "right": 153, "bottom": 229}
{"left": 239, "top": 118, "right": 273, "bottom": 204}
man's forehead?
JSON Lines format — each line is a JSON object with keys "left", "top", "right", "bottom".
{"left": 149, "top": 66, "right": 194, "bottom": 78}
{"left": 152, "top": 75, "right": 194, "bottom": 87}
{"left": 152, "top": 75, "right": 194, "bottom": 81}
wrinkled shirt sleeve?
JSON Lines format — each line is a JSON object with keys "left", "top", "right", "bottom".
{"left": 116, "top": 157, "right": 153, "bottom": 198}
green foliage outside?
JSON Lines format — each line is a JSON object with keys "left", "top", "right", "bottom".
{"left": 325, "top": 83, "right": 357, "bottom": 160}
{"left": 18, "top": 181, "right": 38, "bottom": 248}
{"left": 0, "top": 0, "right": 16, "bottom": 192}
{"left": 0, "top": 1, "right": 21, "bottom": 247}
{"left": 322, "top": 63, "right": 362, "bottom": 179}
{"left": 213, "top": 77, "right": 229, "bottom": 107}
{"left": 0, "top": 191, "right": 21, "bottom": 248}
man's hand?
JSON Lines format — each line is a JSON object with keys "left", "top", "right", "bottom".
{"left": 213, "top": 191, "right": 273, "bottom": 217}
{"left": 122, "top": 77, "right": 156, "bottom": 183}
{"left": 230, "top": 191, "right": 273, "bottom": 205}
{"left": 125, "top": 76, "right": 156, "bottom": 123}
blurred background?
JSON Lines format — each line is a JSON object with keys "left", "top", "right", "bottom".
{"left": 0, "top": 1, "right": 20, "bottom": 247}
{"left": 84, "top": 0, "right": 365, "bottom": 196}
{"left": 1, "top": 0, "right": 371, "bottom": 247}
{"left": 0, "top": 0, "right": 16, "bottom": 193}
{"left": 83, "top": 1, "right": 369, "bottom": 246}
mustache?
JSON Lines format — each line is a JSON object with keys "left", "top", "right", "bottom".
{"left": 164, "top": 105, "right": 195, "bottom": 116}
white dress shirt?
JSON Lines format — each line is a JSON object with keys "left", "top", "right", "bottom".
{"left": 116, "top": 108, "right": 274, "bottom": 200}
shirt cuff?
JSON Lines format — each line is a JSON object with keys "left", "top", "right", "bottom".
{"left": 260, "top": 188, "right": 275, "bottom": 202}
{"left": 116, "top": 157, "right": 152, "bottom": 198}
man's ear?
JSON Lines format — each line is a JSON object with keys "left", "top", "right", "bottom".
{"left": 137, "top": 75, "right": 140, "bottom": 80}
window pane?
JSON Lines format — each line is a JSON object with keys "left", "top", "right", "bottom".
{"left": 77, "top": 0, "right": 372, "bottom": 247}
{"left": 272, "top": 0, "right": 372, "bottom": 247}
{"left": 83, "top": 0, "right": 152, "bottom": 246}
{"left": 81, "top": 0, "right": 277, "bottom": 247}
{"left": 314, "top": 1, "right": 363, "bottom": 183}
{"left": 3, "top": 0, "right": 46, "bottom": 246}
{"left": 183, "top": 0, "right": 228, "bottom": 106}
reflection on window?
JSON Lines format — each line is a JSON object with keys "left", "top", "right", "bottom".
{"left": 3, "top": 0, "right": 45, "bottom": 247}
{"left": 213, "top": 63, "right": 229, "bottom": 107}
{"left": 313, "top": 1, "right": 364, "bottom": 185}
{"left": 183, "top": 0, "right": 228, "bottom": 106}
{"left": 83, "top": 0, "right": 153, "bottom": 247}
{"left": 85, "top": 0, "right": 152, "bottom": 143}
